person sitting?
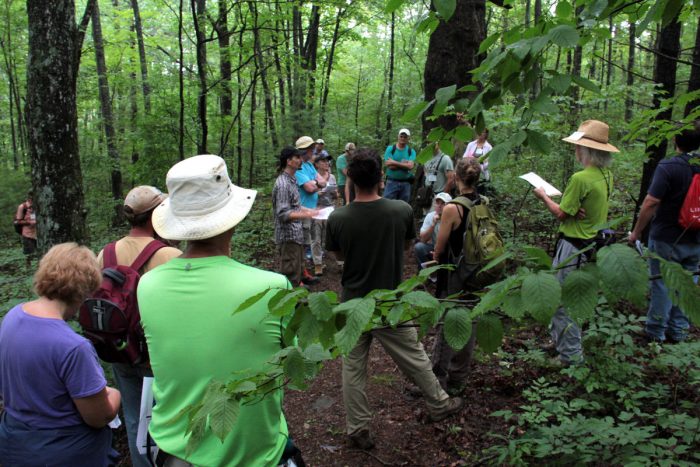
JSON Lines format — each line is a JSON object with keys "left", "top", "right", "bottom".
{"left": 0, "top": 243, "right": 121, "bottom": 466}
{"left": 415, "top": 192, "right": 452, "bottom": 269}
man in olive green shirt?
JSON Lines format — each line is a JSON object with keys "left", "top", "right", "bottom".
{"left": 533, "top": 120, "right": 617, "bottom": 364}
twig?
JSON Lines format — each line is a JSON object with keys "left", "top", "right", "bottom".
{"left": 347, "top": 448, "right": 394, "bottom": 466}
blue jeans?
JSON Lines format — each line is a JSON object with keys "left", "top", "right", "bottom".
{"left": 113, "top": 363, "right": 153, "bottom": 467}
{"left": 414, "top": 242, "right": 434, "bottom": 268}
{"left": 646, "top": 239, "right": 700, "bottom": 342}
{"left": 384, "top": 179, "right": 412, "bottom": 203}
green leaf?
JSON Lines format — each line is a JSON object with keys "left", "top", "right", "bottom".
{"left": 476, "top": 314, "right": 503, "bottom": 353}
{"left": 308, "top": 291, "right": 335, "bottom": 321}
{"left": 479, "top": 32, "right": 501, "bottom": 54}
{"left": 207, "top": 392, "right": 240, "bottom": 441}
{"left": 501, "top": 290, "right": 525, "bottom": 319}
{"left": 443, "top": 307, "right": 472, "bottom": 351}
{"left": 473, "top": 274, "right": 520, "bottom": 316}
{"left": 302, "top": 343, "right": 332, "bottom": 362}
{"left": 297, "top": 307, "right": 321, "bottom": 348}
{"left": 659, "top": 259, "right": 700, "bottom": 326}
{"left": 427, "top": 126, "right": 446, "bottom": 142}
{"left": 401, "top": 100, "right": 432, "bottom": 121}
{"left": 234, "top": 287, "right": 272, "bottom": 314}
{"left": 523, "top": 246, "right": 553, "bottom": 268}
{"left": 548, "top": 25, "right": 579, "bottom": 48}
{"left": 531, "top": 93, "right": 558, "bottom": 114}
{"left": 661, "top": 0, "right": 683, "bottom": 28}
{"left": 439, "top": 139, "right": 454, "bottom": 157}
{"left": 454, "top": 125, "right": 475, "bottom": 142}
{"left": 549, "top": 73, "right": 571, "bottom": 94}
{"left": 417, "top": 145, "right": 434, "bottom": 164}
{"left": 556, "top": 0, "right": 573, "bottom": 18}
{"left": 283, "top": 347, "right": 308, "bottom": 387}
{"left": 597, "top": 244, "right": 648, "bottom": 307}
{"left": 387, "top": 303, "right": 407, "bottom": 327}
{"left": 385, "top": 0, "right": 406, "bottom": 14}
{"left": 525, "top": 130, "right": 552, "bottom": 155}
{"left": 435, "top": 84, "right": 457, "bottom": 105}
{"left": 333, "top": 297, "right": 376, "bottom": 354}
{"left": 401, "top": 290, "right": 440, "bottom": 310}
{"left": 486, "top": 143, "right": 511, "bottom": 167}
{"left": 561, "top": 269, "right": 599, "bottom": 325}
{"left": 521, "top": 271, "right": 561, "bottom": 324}
{"left": 397, "top": 275, "right": 422, "bottom": 293}
{"left": 572, "top": 75, "right": 600, "bottom": 93}
{"left": 434, "top": 0, "right": 456, "bottom": 20}
{"left": 269, "top": 288, "right": 307, "bottom": 317}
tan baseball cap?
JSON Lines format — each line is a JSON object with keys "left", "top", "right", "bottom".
{"left": 295, "top": 136, "right": 315, "bottom": 149}
{"left": 124, "top": 186, "right": 167, "bottom": 217}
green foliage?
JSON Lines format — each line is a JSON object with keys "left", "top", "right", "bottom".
{"left": 443, "top": 307, "right": 472, "bottom": 351}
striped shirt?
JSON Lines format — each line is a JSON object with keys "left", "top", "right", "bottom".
{"left": 272, "top": 171, "right": 304, "bottom": 245}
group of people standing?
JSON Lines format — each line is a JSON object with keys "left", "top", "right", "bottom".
{"left": 2, "top": 119, "right": 698, "bottom": 467}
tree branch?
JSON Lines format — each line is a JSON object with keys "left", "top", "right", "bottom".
{"left": 74, "top": 0, "right": 96, "bottom": 73}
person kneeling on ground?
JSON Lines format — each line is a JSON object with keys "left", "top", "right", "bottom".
{"left": 415, "top": 192, "right": 452, "bottom": 269}
{"left": 138, "top": 154, "right": 303, "bottom": 466}
{"left": 0, "top": 243, "right": 121, "bottom": 466}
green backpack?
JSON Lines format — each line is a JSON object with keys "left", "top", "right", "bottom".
{"left": 447, "top": 195, "right": 505, "bottom": 293}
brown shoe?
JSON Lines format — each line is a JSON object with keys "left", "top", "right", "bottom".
{"left": 314, "top": 264, "right": 324, "bottom": 276}
{"left": 348, "top": 429, "right": 375, "bottom": 450}
{"left": 428, "top": 396, "right": 464, "bottom": 422}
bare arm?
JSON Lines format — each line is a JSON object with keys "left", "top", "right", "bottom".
{"left": 73, "top": 386, "right": 121, "bottom": 428}
{"left": 433, "top": 204, "right": 459, "bottom": 261}
{"left": 420, "top": 214, "right": 439, "bottom": 243}
{"left": 443, "top": 170, "right": 455, "bottom": 194}
{"left": 301, "top": 180, "right": 319, "bottom": 193}
{"left": 629, "top": 194, "right": 661, "bottom": 244}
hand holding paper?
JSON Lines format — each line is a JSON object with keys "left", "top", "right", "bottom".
{"left": 519, "top": 172, "right": 562, "bottom": 197}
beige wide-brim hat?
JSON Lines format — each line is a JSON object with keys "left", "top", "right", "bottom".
{"left": 562, "top": 119, "right": 619, "bottom": 153}
{"left": 152, "top": 154, "right": 257, "bottom": 241}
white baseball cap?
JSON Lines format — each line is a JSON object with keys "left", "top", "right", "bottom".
{"left": 398, "top": 128, "right": 411, "bottom": 137}
{"left": 435, "top": 192, "right": 452, "bottom": 204}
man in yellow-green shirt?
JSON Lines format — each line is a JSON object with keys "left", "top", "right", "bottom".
{"left": 533, "top": 120, "right": 618, "bottom": 365}
{"left": 138, "top": 155, "right": 299, "bottom": 466}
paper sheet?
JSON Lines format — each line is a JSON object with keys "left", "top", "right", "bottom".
{"left": 313, "top": 206, "right": 334, "bottom": 220}
{"left": 519, "top": 172, "right": 562, "bottom": 197}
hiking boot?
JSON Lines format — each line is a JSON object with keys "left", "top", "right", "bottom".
{"left": 428, "top": 396, "right": 464, "bottom": 422}
{"left": 302, "top": 269, "right": 319, "bottom": 284}
{"left": 348, "top": 429, "right": 375, "bottom": 450}
{"left": 314, "top": 264, "right": 324, "bottom": 276}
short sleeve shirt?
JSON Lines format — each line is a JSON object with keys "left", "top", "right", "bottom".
{"left": 420, "top": 211, "right": 440, "bottom": 245}
{"left": 0, "top": 305, "right": 107, "bottom": 428}
{"left": 423, "top": 153, "right": 454, "bottom": 193}
{"left": 326, "top": 198, "right": 415, "bottom": 301}
{"left": 336, "top": 154, "right": 347, "bottom": 186}
{"left": 558, "top": 166, "right": 613, "bottom": 240}
{"left": 296, "top": 161, "right": 319, "bottom": 209}
{"left": 384, "top": 145, "right": 416, "bottom": 181}
{"left": 647, "top": 153, "right": 700, "bottom": 244}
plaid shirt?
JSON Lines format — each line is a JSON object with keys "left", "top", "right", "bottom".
{"left": 272, "top": 171, "right": 304, "bottom": 244}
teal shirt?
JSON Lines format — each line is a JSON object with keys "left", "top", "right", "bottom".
{"left": 336, "top": 154, "right": 347, "bottom": 186}
{"left": 559, "top": 166, "right": 613, "bottom": 239}
{"left": 384, "top": 144, "right": 416, "bottom": 181}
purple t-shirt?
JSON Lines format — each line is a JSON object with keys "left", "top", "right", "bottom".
{"left": 0, "top": 305, "right": 106, "bottom": 428}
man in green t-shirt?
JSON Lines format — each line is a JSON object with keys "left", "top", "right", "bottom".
{"left": 138, "top": 155, "right": 301, "bottom": 467}
{"left": 326, "top": 148, "right": 464, "bottom": 451}
{"left": 383, "top": 128, "right": 416, "bottom": 202}
{"left": 533, "top": 120, "right": 617, "bottom": 365}
{"left": 336, "top": 142, "right": 355, "bottom": 205}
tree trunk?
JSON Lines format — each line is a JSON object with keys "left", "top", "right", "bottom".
{"left": 178, "top": 0, "right": 185, "bottom": 160}
{"left": 248, "top": 70, "right": 257, "bottom": 187}
{"left": 92, "top": 0, "right": 124, "bottom": 226}
{"left": 249, "top": 1, "right": 277, "bottom": 148}
{"left": 130, "top": 0, "right": 151, "bottom": 114}
{"left": 384, "top": 12, "right": 396, "bottom": 145}
{"left": 624, "top": 22, "right": 635, "bottom": 122}
{"left": 685, "top": 16, "right": 700, "bottom": 117}
{"left": 272, "top": 14, "right": 286, "bottom": 117}
{"left": 236, "top": 14, "right": 244, "bottom": 186}
{"left": 634, "top": 17, "right": 682, "bottom": 232}
{"left": 423, "top": 0, "right": 487, "bottom": 138}
{"left": 216, "top": 0, "right": 232, "bottom": 116}
{"left": 191, "top": 0, "right": 208, "bottom": 154}
{"left": 302, "top": 5, "right": 320, "bottom": 112}
{"left": 319, "top": 7, "right": 344, "bottom": 132}
{"left": 26, "top": 0, "right": 94, "bottom": 251}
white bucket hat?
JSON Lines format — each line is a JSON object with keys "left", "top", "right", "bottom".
{"left": 152, "top": 155, "right": 257, "bottom": 241}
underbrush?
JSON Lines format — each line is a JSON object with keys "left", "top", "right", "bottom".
{"left": 484, "top": 308, "right": 700, "bottom": 466}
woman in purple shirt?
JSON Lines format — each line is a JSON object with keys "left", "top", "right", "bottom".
{"left": 0, "top": 243, "right": 121, "bottom": 466}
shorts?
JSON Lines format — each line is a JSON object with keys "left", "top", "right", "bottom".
{"left": 22, "top": 237, "right": 37, "bottom": 255}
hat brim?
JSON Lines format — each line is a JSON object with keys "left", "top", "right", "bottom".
{"left": 562, "top": 136, "right": 619, "bottom": 153}
{"left": 152, "top": 185, "right": 257, "bottom": 241}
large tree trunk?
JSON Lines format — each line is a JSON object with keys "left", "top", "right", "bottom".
{"left": 319, "top": 7, "right": 344, "bottom": 132}
{"left": 249, "top": 1, "right": 277, "bottom": 148}
{"left": 384, "top": 12, "right": 396, "bottom": 145}
{"left": 422, "top": 0, "right": 486, "bottom": 138}
{"left": 92, "top": 0, "right": 124, "bottom": 226}
{"left": 130, "top": 0, "right": 150, "bottom": 114}
{"left": 178, "top": 0, "right": 185, "bottom": 160}
{"left": 685, "top": 16, "right": 700, "bottom": 118}
{"left": 634, "top": 17, "right": 682, "bottom": 232}
{"left": 26, "top": 0, "right": 94, "bottom": 251}
{"left": 191, "top": 0, "right": 208, "bottom": 154}
{"left": 215, "top": 0, "right": 232, "bottom": 117}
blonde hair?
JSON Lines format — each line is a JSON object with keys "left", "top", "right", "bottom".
{"left": 455, "top": 157, "right": 481, "bottom": 188}
{"left": 34, "top": 243, "right": 101, "bottom": 307}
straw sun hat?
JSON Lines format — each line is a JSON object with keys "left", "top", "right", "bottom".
{"left": 562, "top": 119, "right": 619, "bottom": 153}
{"left": 152, "top": 155, "right": 256, "bottom": 241}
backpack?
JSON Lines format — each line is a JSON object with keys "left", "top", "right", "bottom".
{"left": 678, "top": 156, "right": 700, "bottom": 231}
{"left": 79, "top": 240, "right": 165, "bottom": 364}
{"left": 447, "top": 195, "right": 505, "bottom": 293}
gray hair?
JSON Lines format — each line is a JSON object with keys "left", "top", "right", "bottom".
{"left": 578, "top": 145, "right": 612, "bottom": 168}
